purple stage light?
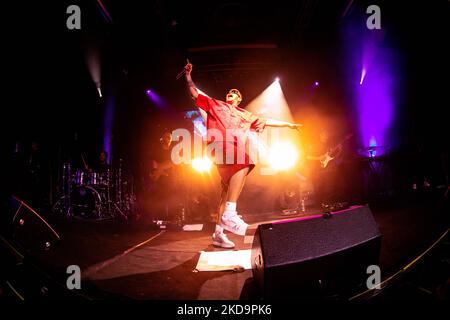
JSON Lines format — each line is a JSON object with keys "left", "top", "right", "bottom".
{"left": 103, "top": 92, "right": 114, "bottom": 163}
{"left": 146, "top": 89, "right": 165, "bottom": 108}
{"left": 357, "top": 53, "right": 395, "bottom": 156}
{"left": 359, "top": 68, "right": 366, "bottom": 85}
{"left": 343, "top": 22, "right": 398, "bottom": 157}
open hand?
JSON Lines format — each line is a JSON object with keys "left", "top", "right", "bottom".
{"left": 253, "top": 118, "right": 266, "bottom": 133}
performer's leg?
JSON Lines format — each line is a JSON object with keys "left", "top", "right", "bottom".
{"left": 216, "top": 182, "right": 228, "bottom": 225}
{"left": 212, "top": 182, "right": 235, "bottom": 248}
{"left": 219, "top": 167, "right": 250, "bottom": 236}
{"left": 227, "top": 166, "right": 250, "bottom": 202}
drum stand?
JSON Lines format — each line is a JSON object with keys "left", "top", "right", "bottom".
{"left": 105, "top": 161, "right": 131, "bottom": 220}
{"left": 52, "top": 162, "right": 74, "bottom": 217}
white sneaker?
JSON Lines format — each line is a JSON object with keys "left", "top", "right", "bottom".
{"left": 220, "top": 213, "right": 248, "bottom": 236}
{"left": 212, "top": 232, "right": 235, "bottom": 248}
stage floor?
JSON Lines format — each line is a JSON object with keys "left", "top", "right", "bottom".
{"left": 19, "top": 191, "right": 450, "bottom": 300}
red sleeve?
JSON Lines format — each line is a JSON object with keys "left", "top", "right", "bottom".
{"left": 195, "top": 94, "right": 211, "bottom": 112}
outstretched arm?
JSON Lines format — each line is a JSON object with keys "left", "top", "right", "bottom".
{"left": 265, "top": 119, "right": 302, "bottom": 129}
{"left": 306, "top": 154, "right": 325, "bottom": 161}
{"left": 184, "top": 63, "right": 198, "bottom": 99}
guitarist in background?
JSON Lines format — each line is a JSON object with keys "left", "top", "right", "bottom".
{"left": 147, "top": 131, "right": 177, "bottom": 221}
{"left": 149, "top": 131, "right": 174, "bottom": 183}
{"left": 306, "top": 129, "right": 348, "bottom": 208}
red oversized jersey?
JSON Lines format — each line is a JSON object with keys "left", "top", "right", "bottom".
{"left": 195, "top": 94, "right": 266, "bottom": 145}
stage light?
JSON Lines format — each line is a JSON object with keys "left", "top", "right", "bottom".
{"left": 146, "top": 89, "right": 165, "bottom": 108}
{"left": 192, "top": 157, "right": 212, "bottom": 173}
{"left": 275, "top": 77, "right": 280, "bottom": 82}
{"left": 368, "top": 136, "right": 377, "bottom": 157}
{"left": 84, "top": 43, "right": 101, "bottom": 99}
{"left": 103, "top": 92, "right": 114, "bottom": 164}
{"left": 314, "top": 81, "right": 319, "bottom": 87}
{"left": 268, "top": 142, "right": 298, "bottom": 171}
{"left": 95, "top": 0, "right": 113, "bottom": 23}
{"left": 245, "top": 79, "right": 299, "bottom": 174}
{"left": 97, "top": 86, "right": 102, "bottom": 98}
{"left": 356, "top": 39, "right": 395, "bottom": 156}
{"left": 360, "top": 68, "right": 366, "bottom": 85}
{"left": 246, "top": 79, "right": 294, "bottom": 122}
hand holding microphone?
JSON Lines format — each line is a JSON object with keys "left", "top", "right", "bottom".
{"left": 176, "top": 59, "right": 192, "bottom": 79}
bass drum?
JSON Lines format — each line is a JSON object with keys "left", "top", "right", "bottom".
{"left": 70, "top": 185, "right": 104, "bottom": 219}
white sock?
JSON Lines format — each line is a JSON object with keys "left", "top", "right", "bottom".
{"left": 215, "top": 225, "right": 224, "bottom": 234}
{"left": 223, "top": 202, "right": 237, "bottom": 217}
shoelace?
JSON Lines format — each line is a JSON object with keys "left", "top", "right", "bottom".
{"left": 219, "top": 233, "right": 232, "bottom": 243}
{"left": 226, "top": 214, "right": 243, "bottom": 220}
{"left": 228, "top": 216, "right": 247, "bottom": 231}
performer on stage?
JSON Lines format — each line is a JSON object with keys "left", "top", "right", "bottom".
{"left": 184, "top": 62, "right": 301, "bottom": 248}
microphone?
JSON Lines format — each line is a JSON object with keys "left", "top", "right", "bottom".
{"left": 176, "top": 59, "right": 190, "bottom": 80}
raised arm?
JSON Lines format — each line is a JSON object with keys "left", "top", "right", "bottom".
{"left": 265, "top": 119, "right": 302, "bottom": 129}
{"left": 184, "top": 63, "right": 198, "bottom": 99}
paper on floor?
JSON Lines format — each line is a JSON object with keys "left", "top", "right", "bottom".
{"left": 182, "top": 224, "right": 203, "bottom": 231}
{"left": 195, "top": 249, "right": 252, "bottom": 271}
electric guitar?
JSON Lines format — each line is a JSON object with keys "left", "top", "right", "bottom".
{"left": 149, "top": 160, "right": 173, "bottom": 182}
{"left": 309, "top": 133, "right": 353, "bottom": 169}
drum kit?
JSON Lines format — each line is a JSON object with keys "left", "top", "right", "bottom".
{"left": 52, "top": 159, "right": 138, "bottom": 221}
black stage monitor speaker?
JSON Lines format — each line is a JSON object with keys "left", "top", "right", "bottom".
{"left": 251, "top": 205, "right": 381, "bottom": 299}
{"left": 10, "top": 196, "right": 61, "bottom": 253}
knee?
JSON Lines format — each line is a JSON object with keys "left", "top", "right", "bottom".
{"left": 221, "top": 181, "right": 229, "bottom": 193}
